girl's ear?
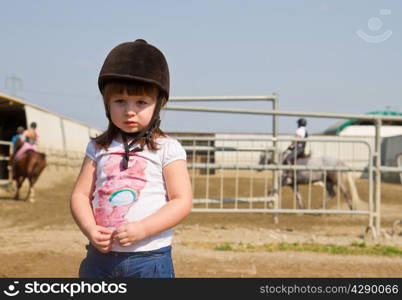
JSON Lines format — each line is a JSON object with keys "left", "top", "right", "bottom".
{"left": 158, "top": 93, "right": 167, "bottom": 106}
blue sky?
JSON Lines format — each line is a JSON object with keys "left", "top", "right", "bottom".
{"left": 0, "top": 0, "right": 401, "bottom": 134}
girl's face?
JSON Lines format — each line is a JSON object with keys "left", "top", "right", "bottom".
{"left": 109, "top": 91, "right": 157, "bottom": 134}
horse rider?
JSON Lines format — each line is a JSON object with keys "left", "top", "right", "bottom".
{"left": 283, "top": 118, "right": 308, "bottom": 165}
{"left": 8, "top": 126, "right": 26, "bottom": 166}
{"left": 13, "top": 122, "right": 39, "bottom": 164}
{"left": 11, "top": 126, "right": 25, "bottom": 151}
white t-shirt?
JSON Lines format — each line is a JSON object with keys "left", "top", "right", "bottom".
{"left": 85, "top": 136, "right": 187, "bottom": 252}
{"left": 295, "top": 126, "right": 307, "bottom": 139}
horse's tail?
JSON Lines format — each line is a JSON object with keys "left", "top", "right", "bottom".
{"left": 346, "top": 172, "right": 360, "bottom": 209}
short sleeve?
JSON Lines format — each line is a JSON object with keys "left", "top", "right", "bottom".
{"left": 161, "top": 139, "right": 187, "bottom": 168}
{"left": 295, "top": 127, "right": 306, "bottom": 138}
{"left": 85, "top": 140, "right": 97, "bottom": 161}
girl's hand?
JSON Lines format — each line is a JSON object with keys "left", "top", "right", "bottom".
{"left": 87, "top": 225, "right": 114, "bottom": 253}
{"left": 114, "top": 221, "right": 147, "bottom": 247}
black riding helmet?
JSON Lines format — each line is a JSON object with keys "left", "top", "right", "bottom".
{"left": 98, "top": 39, "right": 169, "bottom": 100}
{"left": 98, "top": 39, "right": 170, "bottom": 169}
{"left": 297, "top": 118, "right": 307, "bottom": 127}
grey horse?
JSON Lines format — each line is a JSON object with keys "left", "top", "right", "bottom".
{"left": 259, "top": 150, "right": 360, "bottom": 210}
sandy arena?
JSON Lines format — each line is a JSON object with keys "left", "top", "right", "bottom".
{"left": 1, "top": 169, "right": 402, "bottom": 278}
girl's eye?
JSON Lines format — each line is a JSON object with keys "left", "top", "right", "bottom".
{"left": 115, "top": 99, "right": 125, "bottom": 104}
{"left": 138, "top": 101, "right": 147, "bottom": 105}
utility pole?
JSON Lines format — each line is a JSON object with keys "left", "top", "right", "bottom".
{"left": 5, "top": 75, "right": 23, "bottom": 97}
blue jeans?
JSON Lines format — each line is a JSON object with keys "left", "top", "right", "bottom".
{"left": 79, "top": 244, "right": 175, "bottom": 278}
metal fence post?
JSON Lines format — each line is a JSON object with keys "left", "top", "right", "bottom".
{"left": 374, "top": 117, "right": 382, "bottom": 235}
{"left": 272, "top": 93, "right": 279, "bottom": 211}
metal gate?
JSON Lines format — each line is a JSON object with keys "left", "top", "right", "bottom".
{"left": 176, "top": 135, "right": 374, "bottom": 230}
{"left": 0, "top": 141, "right": 13, "bottom": 188}
{"left": 166, "top": 94, "right": 402, "bottom": 235}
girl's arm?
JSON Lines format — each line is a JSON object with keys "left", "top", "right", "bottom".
{"left": 115, "top": 159, "right": 192, "bottom": 247}
{"left": 70, "top": 157, "right": 113, "bottom": 252}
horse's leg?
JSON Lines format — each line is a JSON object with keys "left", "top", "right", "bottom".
{"left": 333, "top": 172, "right": 353, "bottom": 210}
{"left": 296, "top": 192, "right": 305, "bottom": 209}
{"left": 26, "top": 171, "right": 43, "bottom": 203}
{"left": 13, "top": 178, "right": 19, "bottom": 200}
{"left": 323, "top": 181, "right": 336, "bottom": 209}
{"left": 267, "top": 188, "right": 279, "bottom": 224}
{"left": 14, "top": 176, "right": 25, "bottom": 200}
{"left": 24, "top": 183, "right": 31, "bottom": 202}
{"left": 26, "top": 153, "right": 47, "bottom": 203}
{"left": 339, "top": 182, "right": 353, "bottom": 210}
{"left": 24, "top": 178, "right": 34, "bottom": 203}
{"left": 24, "top": 154, "right": 42, "bottom": 203}
{"left": 294, "top": 185, "right": 305, "bottom": 209}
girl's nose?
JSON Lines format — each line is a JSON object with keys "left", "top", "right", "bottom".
{"left": 125, "top": 105, "right": 137, "bottom": 116}
{"left": 125, "top": 109, "right": 135, "bottom": 116}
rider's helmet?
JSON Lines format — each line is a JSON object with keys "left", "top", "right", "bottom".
{"left": 297, "top": 118, "right": 307, "bottom": 127}
{"left": 98, "top": 39, "right": 169, "bottom": 102}
{"left": 16, "top": 126, "right": 24, "bottom": 134}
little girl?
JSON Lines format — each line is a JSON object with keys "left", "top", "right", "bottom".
{"left": 70, "top": 39, "right": 192, "bottom": 278}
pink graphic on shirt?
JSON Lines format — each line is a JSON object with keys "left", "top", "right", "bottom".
{"left": 95, "top": 153, "right": 147, "bottom": 229}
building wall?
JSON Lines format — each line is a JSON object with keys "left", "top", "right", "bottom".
{"left": 212, "top": 133, "right": 373, "bottom": 170}
{"left": 24, "top": 106, "right": 65, "bottom": 150}
{"left": 63, "top": 119, "right": 93, "bottom": 152}
{"left": 382, "top": 135, "right": 402, "bottom": 183}
{"left": 24, "top": 105, "right": 102, "bottom": 154}
{"left": 340, "top": 125, "right": 402, "bottom": 137}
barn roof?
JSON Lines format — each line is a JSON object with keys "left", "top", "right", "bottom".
{"left": 0, "top": 93, "right": 100, "bottom": 131}
{"left": 324, "top": 110, "right": 402, "bottom": 135}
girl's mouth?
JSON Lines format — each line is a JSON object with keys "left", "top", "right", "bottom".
{"left": 125, "top": 121, "right": 138, "bottom": 126}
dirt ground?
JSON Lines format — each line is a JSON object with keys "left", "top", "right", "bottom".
{"left": 1, "top": 170, "right": 402, "bottom": 278}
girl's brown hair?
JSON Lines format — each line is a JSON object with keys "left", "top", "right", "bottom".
{"left": 92, "top": 80, "right": 166, "bottom": 151}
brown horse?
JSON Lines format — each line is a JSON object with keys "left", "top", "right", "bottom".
{"left": 12, "top": 149, "right": 47, "bottom": 202}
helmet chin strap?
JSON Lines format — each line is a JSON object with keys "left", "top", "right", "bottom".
{"left": 120, "top": 117, "right": 161, "bottom": 170}
{"left": 121, "top": 129, "right": 147, "bottom": 170}
{"left": 112, "top": 93, "right": 163, "bottom": 170}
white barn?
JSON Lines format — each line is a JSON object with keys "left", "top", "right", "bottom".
{"left": 0, "top": 93, "right": 102, "bottom": 183}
